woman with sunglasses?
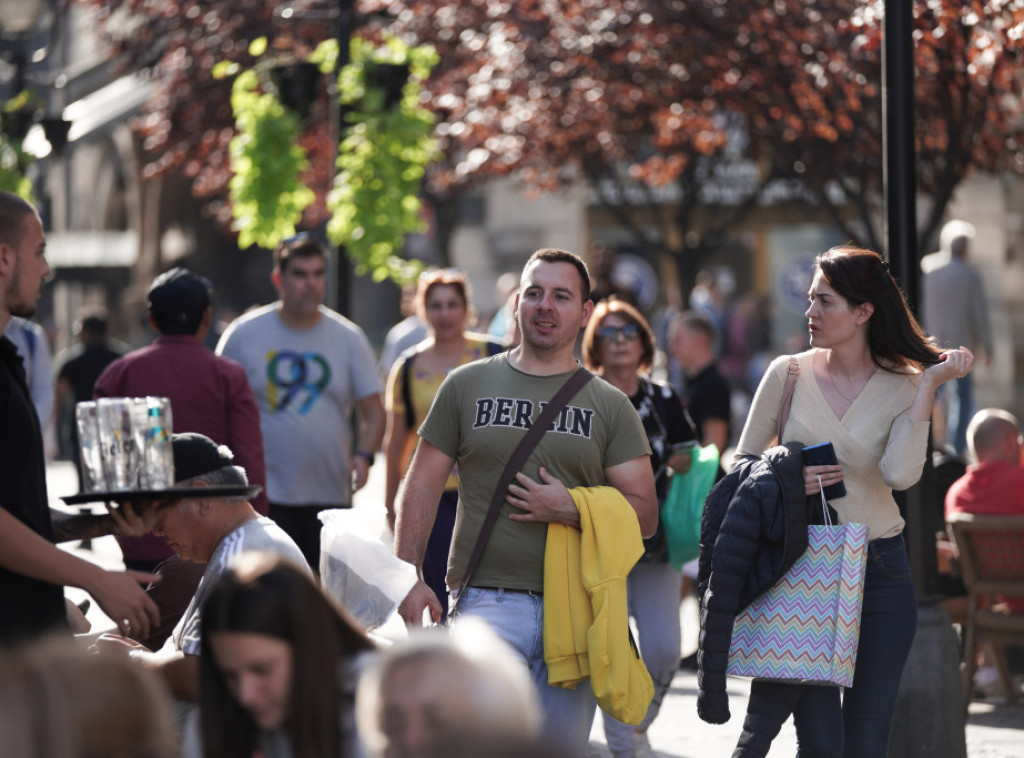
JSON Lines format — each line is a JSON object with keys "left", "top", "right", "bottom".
{"left": 383, "top": 269, "right": 504, "bottom": 619}
{"left": 581, "top": 299, "right": 697, "bottom": 758}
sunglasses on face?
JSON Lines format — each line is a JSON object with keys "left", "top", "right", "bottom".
{"left": 597, "top": 324, "right": 642, "bottom": 342}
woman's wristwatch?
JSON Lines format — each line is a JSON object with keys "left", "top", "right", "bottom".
{"left": 355, "top": 449, "right": 375, "bottom": 466}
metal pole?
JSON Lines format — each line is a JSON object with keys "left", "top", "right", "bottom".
{"left": 333, "top": 0, "right": 354, "bottom": 316}
{"left": 884, "top": 4, "right": 967, "bottom": 755}
{"left": 883, "top": 0, "right": 939, "bottom": 600}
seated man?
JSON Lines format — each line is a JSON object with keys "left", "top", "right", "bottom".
{"left": 96, "top": 433, "right": 308, "bottom": 704}
{"left": 942, "top": 408, "right": 1024, "bottom": 693}
{"left": 945, "top": 408, "right": 1024, "bottom": 521}
{"left": 940, "top": 408, "right": 1024, "bottom": 590}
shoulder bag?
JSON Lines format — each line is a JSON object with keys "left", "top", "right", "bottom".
{"left": 448, "top": 366, "right": 594, "bottom": 616}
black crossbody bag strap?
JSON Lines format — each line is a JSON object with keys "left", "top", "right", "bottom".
{"left": 450, "top": 367, "right": 594, "bottom": 615}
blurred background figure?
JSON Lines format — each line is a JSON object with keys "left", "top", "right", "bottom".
{"left": 53, "top": 307, "right": 124, "bottom": 488}
{"left": 379, "top": 281, "right": 428, "bottom": 380}
{"left": 688, "top": 266, "right": 734, "bottom": 356}
{"left": 921, "top": 219, "right": 993, "bottom": 455}
{"left": 356, "top": 619, "right": 541, "bottom": 758}
{"left": 191, "top": 552, "right": 375, "bottom": 758}
{"left": 486, "top": 270, "right": 520, "bottom": 345}
{"left": 589, "top": 241, "right": 637, "bottom": 306}
{"left": 0, "top": 635, "right": 177, "bottom": 758}
{"left": 581, "top": 299, "right": 697, "bottom": 758}
{"left": 3, "top": 315, "right": 55, "bottom": 453}
{"left": 668, "top": 311, "right": 731, "bottom": 457}
{"left": 383, "top": 269, "right": 503, "bottom": 617}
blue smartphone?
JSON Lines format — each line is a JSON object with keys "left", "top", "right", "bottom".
{"left": 801, "top": 442, "right": 847, "bottom": 500}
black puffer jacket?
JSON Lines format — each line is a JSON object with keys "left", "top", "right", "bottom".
{"left": 695, "top": 442, "right": 828, "bottom": 724}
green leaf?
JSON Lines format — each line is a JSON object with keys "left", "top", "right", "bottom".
{"left": 248, "top": 37, "right": 268, "bottom": 58}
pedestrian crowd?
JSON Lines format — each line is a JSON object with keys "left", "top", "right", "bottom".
{"left": 0, "top": 186, "right": 1018, "bottom": 758}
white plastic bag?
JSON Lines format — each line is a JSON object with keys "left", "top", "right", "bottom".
{"left": 318, "top": 508, "right": 418, "bottom": 630}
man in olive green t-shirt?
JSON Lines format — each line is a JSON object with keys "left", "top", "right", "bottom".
{"left": 394, "top": 248, "right": 656, "bottom": 757}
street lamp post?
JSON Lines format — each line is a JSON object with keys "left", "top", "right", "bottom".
{"left": 882, "top": 2, "right": 967, "bottom": 756}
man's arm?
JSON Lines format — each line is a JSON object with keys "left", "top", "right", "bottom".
{"left": 135, "top": 648, "right": 199, "bottom": 702}
{"left": 0, "top": 508, "right": 160, "bottom": 637}
{"left": 605, "top": 455, "right": 659, "bottom": 538}
{"left": 94, "top": 638, "right": 199, "bottom": 702}
{"left": 50, "top": 509, "right": 116, "bottom": 542}
{"left": 350, "top": 393, "right": 386, "bottom": 492}
{"left": 394, "top": 439, "right": 454, "bottom": 625}
{"left": 701, "top": 417, "right": 730, "bottom": 454}
{"left": 506, "top": 455, "right": 658, "bottom": 538}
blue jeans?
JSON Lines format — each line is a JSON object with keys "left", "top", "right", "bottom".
{"left": 602, "top": 561, "right": 682, "bottom": 756}
{"left": 738, "top": 535, "right": 917, "bottom": 758}
{"left": 452, "top": 587, "right": 597, "bottom": 757}
{"left": 947, "top": 375, "right": 973, "bottom": 456}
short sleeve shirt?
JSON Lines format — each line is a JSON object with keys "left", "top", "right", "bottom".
{"left": 217, "top": 305, "right": 383, "bottom": 505}
{"left": 169, "top": 517, "right": 309, "bottom": 657}
{"left": 419, "top": 354, "right": 650, "bottom": 592}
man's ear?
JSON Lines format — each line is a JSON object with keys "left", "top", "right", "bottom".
{"left": 0, "top": 242, "right": 14, "bottom": 276}
{"left": 271, "top": 268, "right": 282, "bottom": 292}
{"left": 580, "top": 298, "right": 595, "bottom": 329}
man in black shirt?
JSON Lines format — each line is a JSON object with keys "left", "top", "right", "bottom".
{"left": 669, "top": 310, "right": 732, "bottom": 454}
{"left": 0, "top": 191, "right": 158, "bottom": 646}
{"left": 54, "top": 308, "right": 123, "bottom": 484}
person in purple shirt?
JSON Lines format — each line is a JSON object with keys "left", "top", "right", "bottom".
{"left": 94, "top": 268, "right": 267, "bottom": 648}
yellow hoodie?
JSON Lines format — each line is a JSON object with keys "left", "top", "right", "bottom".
{"left": 543, "top": 485, "right": 654, "bottom": 725}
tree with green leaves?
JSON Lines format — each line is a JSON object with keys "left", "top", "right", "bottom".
{"left": 77, "top": 1, "right": 437, "bottom": 283}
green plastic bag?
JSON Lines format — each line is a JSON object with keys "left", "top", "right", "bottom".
{"left": 662, "top": 444, "right": 720, "bottom": 570}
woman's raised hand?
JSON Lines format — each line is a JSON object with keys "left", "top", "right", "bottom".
{"left": 925, "top": 346, "right": 974, "bottom": 387}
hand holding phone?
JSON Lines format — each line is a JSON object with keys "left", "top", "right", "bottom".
{"left": 801, "top": 442, "right": 847, "bottom": 500}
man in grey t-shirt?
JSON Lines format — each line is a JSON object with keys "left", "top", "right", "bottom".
{"left": 217, "top": 234, "right": 384, "bottom": 568}
{"left": 97, "top": 433, "right": 308, "bottom": 704}
{"left": 921, "top": 219, "right": 993, "bottom": 455}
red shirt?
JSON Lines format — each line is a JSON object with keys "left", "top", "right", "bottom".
{"left": 95, "top": 335, "right": 268, "bottom": 562}
{"left": 945, "top": 460, "right": 1024, "bottom": 613}
{"left": 945, "top": 460, "right": 1024, "bottom": 519}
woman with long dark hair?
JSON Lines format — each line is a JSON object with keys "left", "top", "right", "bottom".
{"left": 728, "top": 246, "right": 972, "bottom": 755}
{"left": 196, "top": 552, "right": 374, "bottom": 758}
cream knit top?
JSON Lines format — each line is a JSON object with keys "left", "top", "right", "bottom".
{"left": 735, "top": 350, "right": 931, "bottom": 540}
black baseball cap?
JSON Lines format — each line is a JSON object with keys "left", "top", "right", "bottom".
{"left": 172, "top": 433, "right": 235, "bottom": 482}
{"left": 147, "top": 268, "right": 212, "bottom": 335}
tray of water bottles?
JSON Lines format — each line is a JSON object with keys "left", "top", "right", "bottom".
{"left": 59, "top": 396, "right": 260, "bottom": 506}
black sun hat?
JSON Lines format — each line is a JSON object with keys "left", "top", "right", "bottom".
{"left": 172, "top": 433, "right": 235, "bottom": 482}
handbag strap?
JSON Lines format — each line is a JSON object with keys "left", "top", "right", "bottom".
{"left": 776, "top": 357, "right": 800, "bottom": 442}
{"left": 451, "top": 366, "right": 594, "bottom": 611}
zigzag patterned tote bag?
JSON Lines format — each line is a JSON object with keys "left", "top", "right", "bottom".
{"left": 726, "top": 485, "right": 869, "bottom": 687}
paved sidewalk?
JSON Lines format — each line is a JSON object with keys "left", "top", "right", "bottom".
{"left": 49, "top": 459, "right": 1023, "bottom": 757}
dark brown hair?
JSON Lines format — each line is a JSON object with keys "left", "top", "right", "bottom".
{"left": 272, "top": 232, "right": 327, "bottom": 275}
{"left": 815, "top": 245, "right": 941, "bottom": 371}
{"left": 199, "top": 553, "right": 373, "bottom": 758}
{"left": 582, "top": 299, "right": 656, "bottom": 374}
{"left": 0, "top": 190, "right": 36, "bottom": 249}
{"left": 525, "top": 248, "right": 592, "bottom": 302}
